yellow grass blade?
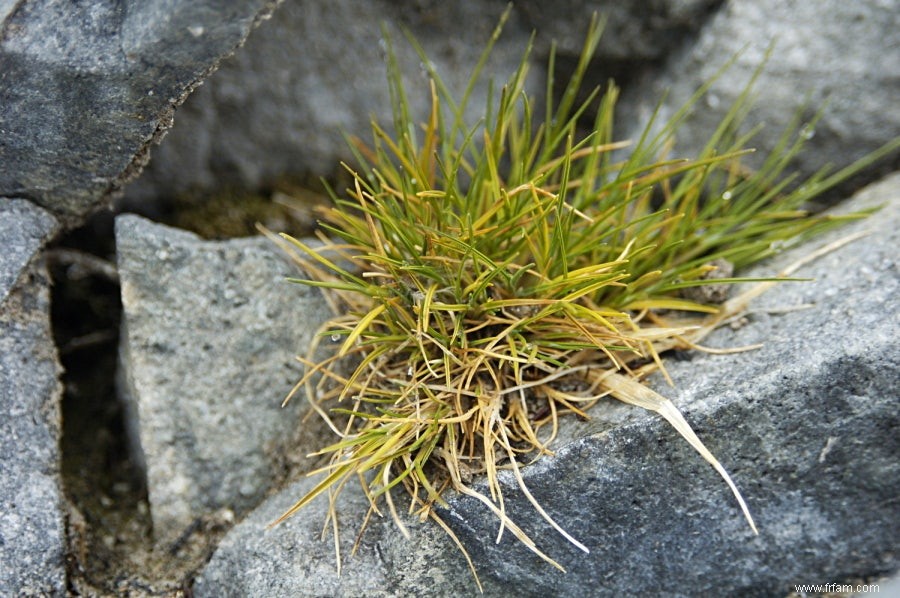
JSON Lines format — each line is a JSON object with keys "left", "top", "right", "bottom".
{"left": 339, "top": 303, "right": 387, "bottom": 357}
{"left": 600, "top": 372, "right": 758, "bottom": 535}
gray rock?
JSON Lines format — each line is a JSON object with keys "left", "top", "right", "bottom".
{"left": 0, "top": 199, "right": 59, "bottom": 305}
{"left": 193, "top": 474, "right": 393, "bottom": 598}
{"left": 121, "top": 0, "right": 534, "bottom": 206}
{"left": 194, "top": 469, "right": 475, "bottom": 597}
{"left": 0, "top": 0, "right": 281, "bottom": 227}
{"left": 621, "top": 0, "right": 900, "bottom": 199}
{"left": 518, "top": 0, "right": 722, "bottom": 58}
{"left": 115, "top": 214, "right": 332, "bottom": 544}
{"left": 121, "top": 0, "right": 723, "bottom": 207}
{"left": 0, "top": 205, "right": 66, "bottom": 596}
{"left": 194, "top": 172, "right": 900, "bottom": 595}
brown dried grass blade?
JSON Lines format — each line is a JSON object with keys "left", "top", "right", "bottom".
{"left": 598, "top": 372, "right": 758, "bottom": 534}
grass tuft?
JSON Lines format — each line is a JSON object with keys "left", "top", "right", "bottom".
{"left": 267, "top": 9, "right": 899, "bottom": 586}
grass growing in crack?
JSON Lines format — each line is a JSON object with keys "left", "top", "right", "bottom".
{"left": 267, "top": 10, "right": 899, "bottom": 587}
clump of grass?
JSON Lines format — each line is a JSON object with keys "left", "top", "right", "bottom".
{"left": 268, "top": 10, "right": 898, "bottom": 586}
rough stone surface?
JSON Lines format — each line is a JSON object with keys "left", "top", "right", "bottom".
{"left": 193, "top": 474, "right": 392, "bottom": 598}
{"left": 115, "top": 214, "right": 332, "bottom": 544}
{"left": 0, "top": 199, "right": 59, "bottom": 305}
{"left": 517, "top": 0, "right": 722, "bottom": 58}
{"left": 0, "top": 208, "right": 66, "bottom": 596}
{"left": 621, "top": 0, "right": 900, "bottom": 198}
{"left": 121, "top": 0, "right": 722, "bottom": 206}
{"left": 193, "top": 470, "right": 477, "bottom": 597}
{"left": 0, "top": 0, "right": 281, "bottom": 226}
{"left": 195, "top": 173, "right": 900, "bottom": 595}
{"left": 121, "top": 0, "right": 531, "bottom": 206}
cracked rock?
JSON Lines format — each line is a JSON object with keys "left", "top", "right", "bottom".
{"left": 0, "top": 0, "right": 281, "bottom": 227}
{"left": 115, "top": 214, "right": 332, "bottom": 545}
{"left": 0, "top": 200, "right": 66, "bottom": 596}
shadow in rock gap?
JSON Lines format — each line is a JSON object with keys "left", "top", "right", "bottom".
{"left": 47, "top": 209, "right": 146, "bottom": 593}
{"left": 47, "top": 209, "right": 201, "bottom": 596}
